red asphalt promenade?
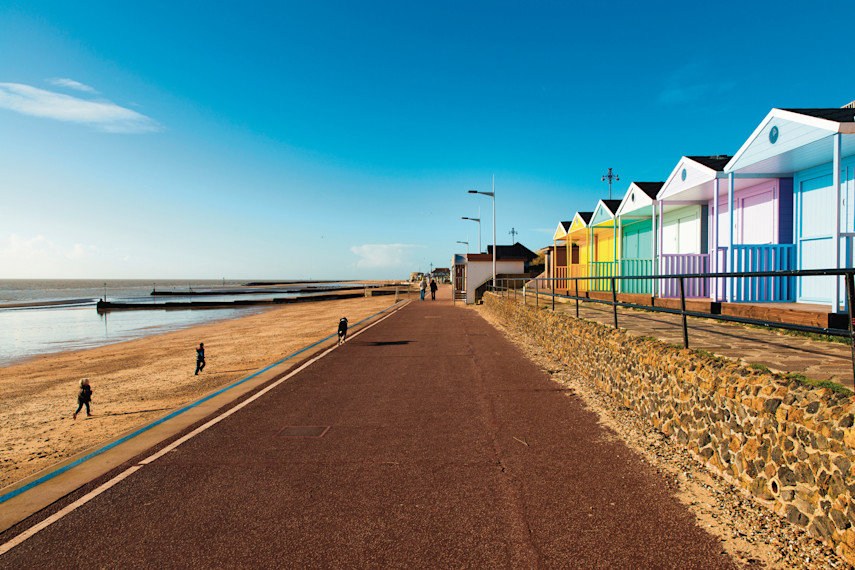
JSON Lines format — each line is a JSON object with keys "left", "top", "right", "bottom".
{"left": 0, "top": 288, "right": 736, "bottom": 568}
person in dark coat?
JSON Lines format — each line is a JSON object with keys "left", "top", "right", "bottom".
{"left": 429, "top": 278, "right": 438, "bottom": 300}
{"left": 195, "top": 342, "right": 206, "bottom": 375}
{"left": 338, "top": 317, "right": 348, "bottom": 345}
{"left": 73, "top": 378, "right": 93, "bottom": 419}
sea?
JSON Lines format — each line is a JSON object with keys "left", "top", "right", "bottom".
{"left": 0, "top": 279, "right": 335, "bottom": 367}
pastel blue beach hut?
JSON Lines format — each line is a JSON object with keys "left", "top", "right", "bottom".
{"left": 656, "top": 156, "right": 729, "bottom": 299}
{"left": 725, "top": 107, "right": 855, "bottom": 310}
{"left": 615, "top": 182, "right": 663, "bottom": 294}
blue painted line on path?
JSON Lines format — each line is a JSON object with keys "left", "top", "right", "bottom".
{"left": 0, "top": 300, "right": 406, "bottom": 506}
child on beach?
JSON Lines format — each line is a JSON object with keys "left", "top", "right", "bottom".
{"left": 72, "top": 378, "right": 92, "bottom": 419}
{"left": 338, "top": 317, "right": 348, "bottom": 345}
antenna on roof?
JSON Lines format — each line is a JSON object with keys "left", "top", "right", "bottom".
{"left": 509, "top": 227, "right": 518, "bottom": 241}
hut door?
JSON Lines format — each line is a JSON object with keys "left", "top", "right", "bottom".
{"left": 797, "top": 173, "right": 834, "bottom": 303}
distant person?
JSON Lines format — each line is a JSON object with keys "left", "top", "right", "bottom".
{"left": 338, "top": 317, "right": 348, "bottom": 345}
{"left": 419, "top": 278, "right": 427, "bottom": 301}
{"left": 195, "top": 342, "right": 206, "bottom": 375}
{"left": 72, "top": 378, "right": 93, "bottom": 420}
{"left": 429, "top": 278, "right": 438, "bottom": 300}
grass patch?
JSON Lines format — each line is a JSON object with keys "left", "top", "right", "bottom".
{"left": 737, "top": 321, "right": 850, "bottom": 345}
{"left": 785, "top": 372, "right": 853, "bottom": 395}
{"left": 693, "top": 349, "right": 732, "bottom": 365}
{"left": 748, "top": 363, "right": 771, "bottom": 373}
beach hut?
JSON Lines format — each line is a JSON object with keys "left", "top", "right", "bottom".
{"left": 615, "top": 182, "right": 663, "bottom": 294}
{"left": 566, "top": 212, "right": 593, "bottom": 294}
{"left": 551, "top": 221, "right": 572, "bottom": 290}
{"left": 588, "top": 199, "right": 622, "bottom": 291}
{"left": 725, "top": 107, "right": 855, "bottom": 310}
{"left": 656, "top": 156, "right": 730, "bottom": 299}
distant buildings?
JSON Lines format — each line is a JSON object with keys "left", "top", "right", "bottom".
{"left": 452, "top": 242, "right": 536, "bottom": 304}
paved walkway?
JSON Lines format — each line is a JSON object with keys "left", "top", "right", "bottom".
{"left": 516, "top": 291, "right": 855, "bottom": 389}
{"left": 0, "top": 287, "right": 735, "bottom": 568}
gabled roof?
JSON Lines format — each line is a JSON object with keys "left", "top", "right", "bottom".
{"left": 486, "top": 242, "right": 537, "bottom": 262}
{"left": 568, "top": 211, "right": 593, "bottom": 234}
{"left": 687, "top": 155, "right": 731, "bottom": 172}
{"left": 784, "top": 108, "right": 855, "bottom": 123}
{"left": 615, "top": 181, "right": 663, "bottom": 218}
{"left": 726, "top": 108, "right": 855, "bottom": 175}
{"left": 657, "top": 155, "right": 731, "bottom": 203}
{"left": 553, "top": 220, "right": 572, "bottom": 241}
{"left": 634, "top": 182, "right": 663, "bottom": 199}
{"left": 590, "top": 199, "right": 622, "bottom": 227}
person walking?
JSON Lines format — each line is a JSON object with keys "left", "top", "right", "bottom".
{"left": 72, "top": 378, "right": 93, "bottom": 419}
{"left": 419, "top": 278, "right": 427, "bottom": 301}
{"left": 429, "top": 278, "right": 438, "bottom": 300}
{"left": 195, "top": 342, "right": 206, "bottom": 375}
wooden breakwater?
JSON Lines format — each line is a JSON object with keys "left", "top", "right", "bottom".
{"left": 97, "top": 287, "right": 414, "bottom": 311}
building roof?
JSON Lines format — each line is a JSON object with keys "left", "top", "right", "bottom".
{"left": 783, "top": 108, "right": 855, "bottom": 123}
{"left": 602, "top": 199, "right": 622, "bottom": 212}
{"left": 590, "top": 199, "right": 623, "bottom": 227}
{"left": 486, "top": 242, "right": 537, "bottom": 262}
{"left": 633, "top": 182, "right": 664, "bottom": 199}
{"left": 687, "top": 155, "right": 732, "bottom": 172}
{"left": 726, "top": 107, "right": 855, "bottom": 174}
{"left": 616, "top": 181, "right": 664, "bottom": 218}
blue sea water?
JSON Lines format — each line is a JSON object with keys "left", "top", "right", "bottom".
{"left": 0, "top": 279, "right": 324, "bottom": 367}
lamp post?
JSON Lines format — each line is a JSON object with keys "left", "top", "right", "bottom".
{"left": 468, "top": 175, "right": 496, "bottom": 287}
{"left": 456, "top": 240, "right": 469, "bottom": 253}
{"left": 601, "top": 168, "right": 619, "bottom": 200}
{"left": 461, "top": 216, "right": 481, "bottom": 253}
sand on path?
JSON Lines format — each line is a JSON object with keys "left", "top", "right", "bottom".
{"left": 0, "top": 294, "right": 407, "bottom": 489}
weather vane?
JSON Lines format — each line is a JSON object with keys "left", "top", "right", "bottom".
{"left": 601, "top": 168, "right": 619, "bottom": 200}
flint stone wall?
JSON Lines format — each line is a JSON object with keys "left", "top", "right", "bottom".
{"left": 484, "top": 293, "right": 855, "bottom": 563}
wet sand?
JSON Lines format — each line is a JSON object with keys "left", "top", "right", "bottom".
{"left": 0, "top": 294, "right": 406, "bottom": 489}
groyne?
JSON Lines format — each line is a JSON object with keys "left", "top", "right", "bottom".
{"left": 483, "top": 292, "right": 855, "bottom": 564}
{"left": 97, "top": 287, "right": 409, "bottom": 311}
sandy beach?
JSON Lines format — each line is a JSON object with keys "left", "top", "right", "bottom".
{"left": 0, "top": 294, "right": 406, "bottom": 490}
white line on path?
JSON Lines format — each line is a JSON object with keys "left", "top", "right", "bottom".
{"left": 0, "top": 300, "right": 411, "bottom": 556}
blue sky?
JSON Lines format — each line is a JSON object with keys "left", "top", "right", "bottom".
{"left": 1, "top": 0, "right": 853, "bottom": 280}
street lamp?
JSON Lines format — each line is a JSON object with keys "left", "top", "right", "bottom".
{"left": 601, "top": 168, "right": 619, "bottom": 200}
{"left": 468, "top": 174, "right": 496, "bottom": 287}
{"left": 461, "top": 216, "right": 481, "bottom": 253}
{"left": 456, "top": 240, "right": 469, "bottom": 253}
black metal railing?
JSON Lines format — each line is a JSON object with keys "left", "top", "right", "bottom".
{"left": 490, "top": 268, "right": 855, "bottom": 381}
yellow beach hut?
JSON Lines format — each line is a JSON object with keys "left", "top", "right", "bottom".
{"left": 551, "top": 221, "right": 572, "bottom": 290}
{"left": 567, "top": 211, "right": 593, "bottom": 294}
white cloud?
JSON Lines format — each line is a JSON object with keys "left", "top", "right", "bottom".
{"left": 48, "top": 77, "right": 98, "bottom": 94}
{"left": 0, "top": 82, "right": 161, "bottom": 133}
{"left": 350, "top": 243, "right": 425, "bottom": 268}
{"left": 0, "top": 234, "right": 102, "bottom": 277}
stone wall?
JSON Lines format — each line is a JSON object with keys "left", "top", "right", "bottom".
{"left": 483, "top": 293, "right": 855, "bottom": 563}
